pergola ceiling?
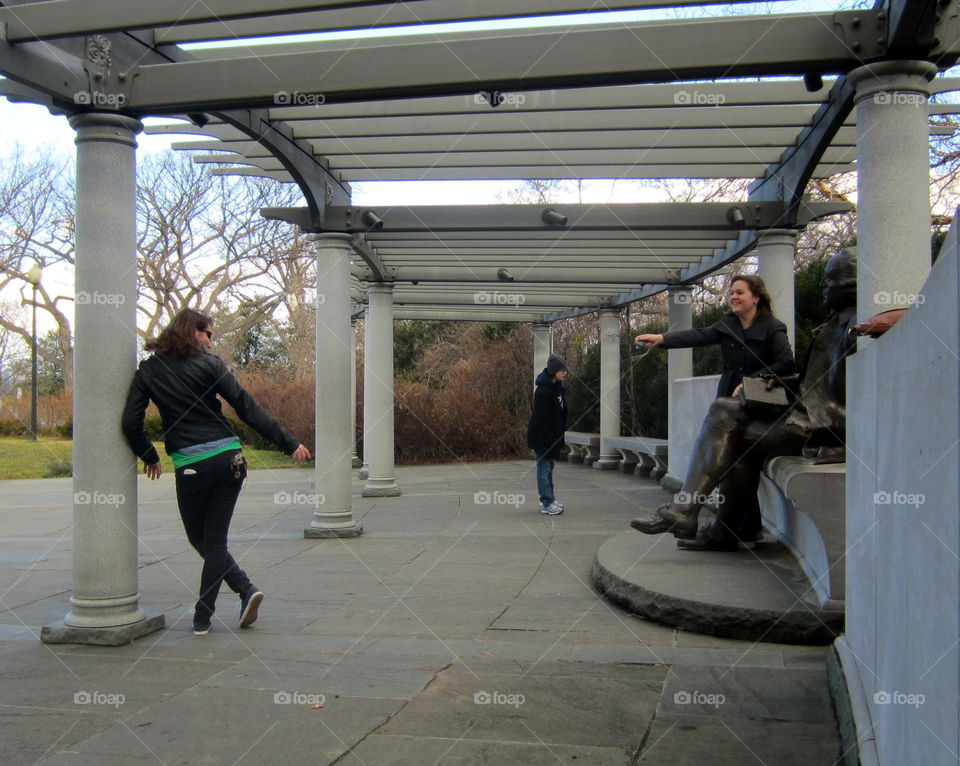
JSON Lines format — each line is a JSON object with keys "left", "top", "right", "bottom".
{"left": 1, "top": 0, "right": 958, "bottom": 322}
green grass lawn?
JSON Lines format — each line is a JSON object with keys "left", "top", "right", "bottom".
{"left": 0, "top": 438, "right": 311, "bottom": 480}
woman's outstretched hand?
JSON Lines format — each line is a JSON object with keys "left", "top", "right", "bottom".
{"left": 291, "top": 444, "right": 312, "bottom": 462}
{"left": 635, "top": 333, "right": 664, "bottom": 347}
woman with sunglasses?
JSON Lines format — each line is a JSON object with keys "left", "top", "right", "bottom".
{"left": 122, "top": 308, "right": 311, "bottom": 635}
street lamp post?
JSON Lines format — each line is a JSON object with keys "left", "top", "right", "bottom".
{"left": 25, "top": 264, "right": 42, "bottom": 441}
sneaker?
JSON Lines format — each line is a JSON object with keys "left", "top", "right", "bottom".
{"left": 540, "top": 502, "right": 564, "bottom": 516}
{"left": 240, "top": 590, "right": 264, "bottom": 628}
{"left": 192, "top": 620, "right": 211, "bottom": 636}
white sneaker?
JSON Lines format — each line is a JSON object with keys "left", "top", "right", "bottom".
{"left": 540, "top": 502, "right": 563, "bottom": 515}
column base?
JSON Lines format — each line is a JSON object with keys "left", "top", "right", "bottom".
{"left": 593, "top": 458, "right": 620, "bottom": 470}
{"left": 304, "top": 522, "right": 363, "bottom": 539}
{"left": 357, "top": 467, "right": 369, "bottom": 479}
{"left": 41, "top": 614, "right": 165, "bottom": 646}
{"left": 362, "top": 484, "right": 402, "bottom": 497}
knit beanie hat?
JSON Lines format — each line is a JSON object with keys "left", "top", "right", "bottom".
{"left": 546, "top": 353, "right": 568, "bottom": 375}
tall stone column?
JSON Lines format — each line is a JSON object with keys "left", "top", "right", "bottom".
{"left": 350, "top": 317, "right": 361, "bottom": 468}
{"left": 532, "top": 322, "right": 552, "bottom": 389}
{"left": 362, "top": 283, "right": 401, "bottom": 496}
{"left": 358, "top": 308, "right": 370, "bottom": 480}
{"left": 595, "top": 308, "right": 622, "bottom": 470}
{"left": 306, "top": 234, "right": 362, "bottom": 538}
{"left": 42, "top": 114, "right": 163, "bottom": 645}
{"left": 755, "top": 228, "right": 798, "bottom": 351}
{"left": 667, "top": 285, "right": 693, "bottom": 470}
{"left": 848, "top": 60, "right": 937, "bottom": 318}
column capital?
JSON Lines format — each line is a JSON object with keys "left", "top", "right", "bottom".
{"left": 69, "top": 112, "right": 142, "bottom": 147}
{"left": 366, "top": 281, "right": 394, "bottom": 296}
{"left": 755, "top": 228, "right": 799, "bottom": 242}
{"left": 598, "top": 307, "right": 620, "bottom": 319}
{"left": 308, "top": 232, "right": 354, "bottom": 249}
{"left": 531, "top": 321, "right": 551, "bottom": 330}
{"left": 848, "top": 60, "right": 937, "bottom": 104}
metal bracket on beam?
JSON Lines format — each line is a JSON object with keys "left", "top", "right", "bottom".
{"left": 832, "top": 10, "right": 887, "bottom": 60}
{"left": 351, "top": 234, "right": 391, "bottom": 282}
{"left": 75, "top": 34, "right": 138, "bottom": 112}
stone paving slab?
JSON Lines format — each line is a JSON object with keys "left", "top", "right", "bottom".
{"left": 0, "top": 461, "right": 842, "bottom": 765}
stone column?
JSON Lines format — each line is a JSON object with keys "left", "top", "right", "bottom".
{"left": 532, "top": 322, "right": 552, "bottom": 389}
{"left": 42, "top": 114, "right": 163, "bottom": 645}
{"left": 362, "top": 283, "right": 401, "bottom": 496}
{"left": 595, "top": 308, "right": 622, "bottom": 470}
{"left": 306, "top": 234, "right": 362, "bottom": 538}
{"left": 667, "top": 284, "right": 695, "bottom": 405}
{"left": 358, "top": 308, "right": 370, "bottom": 480}
{"left": 755, "top": 228, "right": 798, "bottom": 351}
{"left": 848, "top": 60, "right": 937, "bottom": 318}
{"left": 350, "top": 317, "right": 361, "bottom": 469}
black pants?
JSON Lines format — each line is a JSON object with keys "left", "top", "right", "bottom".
{"left": 174, "top": 449, "right": 253, "bottom": 623}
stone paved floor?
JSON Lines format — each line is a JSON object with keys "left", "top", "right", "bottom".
{"left": 0, "top": 460, "right": 842, "bottom": 765}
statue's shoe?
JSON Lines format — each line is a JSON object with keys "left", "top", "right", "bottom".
{"left": 629, "top": 504, "right": 698, "bottom": 540}
{"left": 676, "top": 534, "right": 739, "bottom": 552}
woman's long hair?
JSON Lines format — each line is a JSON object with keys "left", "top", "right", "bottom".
{"left": 728, "top": 274, "right": 774, "bottom": 318}
{"left": 146, "top": 308, "right": 212, "bottom": 357}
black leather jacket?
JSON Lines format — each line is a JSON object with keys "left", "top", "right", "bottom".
{"left": 121, "top": 351, "right": 299, "bottom": 465}
{"left": 660, "top": 313, "right": 795, "bottom": 398}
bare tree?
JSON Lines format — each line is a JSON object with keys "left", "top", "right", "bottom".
{"left": 0, "top": 146, "right": 76, "bottom": 387}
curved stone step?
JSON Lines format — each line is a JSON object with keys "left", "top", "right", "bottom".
{"left": 592, "top": 531, "right": 843, "bottom": 645}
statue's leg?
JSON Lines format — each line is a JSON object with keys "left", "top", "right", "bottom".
{"left": 631, "top": 398, "right": 747, "bottom": 539}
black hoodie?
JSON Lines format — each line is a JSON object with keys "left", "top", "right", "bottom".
{"left": 527, "top": 369, "right": 567, "bottom": 460}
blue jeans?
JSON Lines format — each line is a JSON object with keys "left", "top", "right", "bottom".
{"left": 534, "top": 452, "right": 556, "bottom": 507}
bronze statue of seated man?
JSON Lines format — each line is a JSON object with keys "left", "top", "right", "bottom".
{"left": 630, "top": 250, "right": 857, "bottom": 551}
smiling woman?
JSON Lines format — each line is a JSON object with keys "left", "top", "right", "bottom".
{"left": 634, "top": 274, "right": 795, "bottom": 400}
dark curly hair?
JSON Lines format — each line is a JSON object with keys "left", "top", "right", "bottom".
{"left": 727, "top": 274, "right": 774, "bottom": 318}
{"left": 145, "top": 308, "right": 212, "bottom": 357}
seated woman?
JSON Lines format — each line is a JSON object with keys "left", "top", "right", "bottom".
{"left": 631, "top": 254, "right": 856, "bottom": 551}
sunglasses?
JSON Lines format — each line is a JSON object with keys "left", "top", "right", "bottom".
{"left": 201, "top": 328, "right": 212, "bottom": 340}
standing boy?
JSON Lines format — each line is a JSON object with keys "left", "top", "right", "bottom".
{"left": 527, "top": 354, "right": 568, "bottom": 515}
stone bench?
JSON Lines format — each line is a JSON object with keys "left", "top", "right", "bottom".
{"left": 564, "top": 431, "right": 600, "bottom": 466}
{"left": 758, "top": 456, "right": 846, "bottom": 612}
{"left": 602, "top": 435, "right": 669, "bottom": 480}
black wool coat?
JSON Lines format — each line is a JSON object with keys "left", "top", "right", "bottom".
{"left": 660, "top": 313, "right": 795, "bottom": 398}
{"left": 527, "top": 370, "right": 568, "bottom": 460}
